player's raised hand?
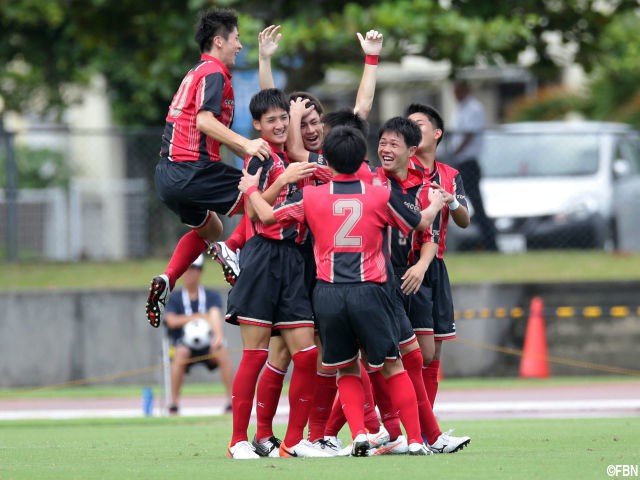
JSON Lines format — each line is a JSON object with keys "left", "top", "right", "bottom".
{"left": 430, "top": 181, "right": 454, "bottom": 204}
{"left": 357, "top": 29, "right": 383, "bottom": 57}
{"left": 428, "top": 185, "right": 445, "bottom": 210}
{"left": 238, "top": 167, "right": 262, "bottom": 194}
{"left": 280, "top": 161, "right": 317, "bottom": 184}
{"left": 259, "top": 25, "right": 282, "bottom": 59}
{"left": 289, "top": 96, "right": 315, "bottom": 117}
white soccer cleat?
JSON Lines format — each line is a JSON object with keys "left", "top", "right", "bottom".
{"left": 208, "top": 241, "right": 240, "bottom": 286}
{"left": 279, "top": 439, "right": 333, "bottom": 458}
{"left": 367, "top": 425, "right": 390, "bottom": 448}
{"left": 367, "top": 435, "right": 408, "bottom": 456}
{"left": 408, "top": 442, "right": 433, "bottom": 456}
{"left": 351, "top": 433, "right": 370, "bottom": 457}
{"left": 227, "top": 441, "right": 260, "bottom": 460}
{"left": 312, "top": 437, "right": 343, "bottom": 456}
{"left": 427, "top": 430, "right": 471, "bottom": 454}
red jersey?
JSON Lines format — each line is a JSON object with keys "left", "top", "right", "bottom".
{"left": 246, "top": 144, "right": 305, "bottom": 242}
{"left": 160, "top": 54, "right": 234, "bottom": 163}
{"left": 273, "top": 174, "right": 422, "bottom": 283}
{"left": 410, "top": 156, "right": 468, "bottom": 258}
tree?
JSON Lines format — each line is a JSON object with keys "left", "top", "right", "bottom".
{"left": 1, "top": 0, "right": 639, "bottom": 126}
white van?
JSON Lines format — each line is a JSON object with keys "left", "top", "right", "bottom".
{"left": 447, "top": 121, "right": 640, "bottom": 252}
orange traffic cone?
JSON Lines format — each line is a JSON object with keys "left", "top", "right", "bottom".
{"left": 519, "top": 296, "right": 550, "bottom": 378}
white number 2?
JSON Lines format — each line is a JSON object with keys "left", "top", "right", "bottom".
{"left": 334, "top": 199, "right": 363, "bottom": 247}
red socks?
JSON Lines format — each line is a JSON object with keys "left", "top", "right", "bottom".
{"left": 324, "top": 395, "right": 346, "bottom": 437}
{"left": 164, "top": 229, "right": 207, "bottom": 290}
{"left": 368, "top": 371, "right": 402, "bottom": 440}
{"left": 225, "top": 215, "right": 251, "bottom": 252}
{"left": 255, "top": 362, "right": 286, "bottom": 442}
{"left": 386, "top": 370, "right": 422, "bottom": 445}
{"left": 307, "top": 372, "right": 338, "bottom": 442}
{"left": 360, "top": 364, "right": 380, "bottom": 433}
{"left": 230, "top": 349, "right": 268, "bottom": 446}
{"left": 423, "top": 359, "right": 441, "bottom": 407}
{"left": 403, "top": 349, "right": 441, "bottom": 444}
{"left": 337, "top": 374, "right": 367, "bottom": 439}
{"left": 283, "top": 347, "right": 318, "bottom": 447}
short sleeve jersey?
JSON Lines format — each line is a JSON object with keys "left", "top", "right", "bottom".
{"left": 160, "top": 54, "right": 234, "bottom": 163}
{"left": 273, "top": 174, "right": 422, "bottom": 283}
{"left": 164, "top": 287, "right": 223, "bottom": 343}
{"left": 410, "top": 157, "right": 468, "bottom": 259}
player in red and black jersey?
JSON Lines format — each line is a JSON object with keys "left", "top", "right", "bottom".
{"left": 146, "top": 8, "right": 274, "bottom": 329}
{"left": 239, "top": 126, "right": 444, "bottom": 456}
{"left": 224, "top": 88, "right": 329, "bottom": 460}
{"left": 406, "top": 103, "right": 471, "bottom": 412}
{"left": 375, "top": 117, "right": 471, "bottom": 454}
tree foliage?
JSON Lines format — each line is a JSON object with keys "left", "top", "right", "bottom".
{"left": 1, "top": 0, "right": 639, "bottom": 126}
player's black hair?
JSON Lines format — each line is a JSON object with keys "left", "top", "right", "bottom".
{"left": 249, "top": 88, "right": 290, "bottom": 120}
{"left": 288, "top": 91, "right": 324, "bottom": 115}
{"left": 322, "top": 126, "right": 367, "bottom": 175}
{"left": 323, "top": 108, "right": 369, "bottom": 138}
{"left": 405, "top": 103, "right": 445, "bottom": 145}
{"left": 195, "top": 8, "right": 239, "bottom": 53}
{"left": 378, "top": 116, "right": 422, "bottom": 148}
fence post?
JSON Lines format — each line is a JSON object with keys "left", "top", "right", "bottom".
{"left": 1, "top": 119, "right": 18, "bottom": 262}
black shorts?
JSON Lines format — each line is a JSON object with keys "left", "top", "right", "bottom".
{"left": 313, "top": 281, "right": 400, "bottom": 371}
{"left": 422, "top": 258, "right": 456, "bottom": 340}
{"left": 225, "top": 235, "right": 314, "bottom": 330}
{"left": 394, "top": 271, "right": 434, "bottom": 336}
{"left": 155, "top": 156, "right": 243, "bottom": 227}
{"left": 390, "top": 276, "right": 419, "bottom": 346}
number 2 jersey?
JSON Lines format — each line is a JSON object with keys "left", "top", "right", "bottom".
{"left": 272, "top": 173, "right": 422, "bottom": 283}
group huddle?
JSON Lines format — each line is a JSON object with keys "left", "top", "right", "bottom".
{"left": 145, "top": 7, "right": 471, "bottom": 459}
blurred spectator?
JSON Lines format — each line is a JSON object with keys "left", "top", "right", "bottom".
{"left": 450, "top": 80, "right": 497, "bottom": 251}
{"left": 164, "top": 254, "right": 234, "bottom": 414}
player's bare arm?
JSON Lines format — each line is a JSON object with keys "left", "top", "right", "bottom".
{"left": 196, "top": 110, "right": 271, "bottom": 160}
{"left": 353, "top": 29, "right": 383, "bottom": 120}
{"left": 431, "top": 181, "right": 470, "bottom": 228}
{"left": 258, "top": 25, "right": 281, "bottom": 90}
{"left": 401, "top": 241, "right": 437, "bottom": 295}
{"left": 238, "top": 167, "right": 278, "bottom": 224}
{"left": 261, "top": 161, "right": 317, "bottom": 205}
{"left": 416, "top": 188, "right": 445, "bottom": 231}
{"left": 286, "top": 97, "right": 315, "bottom": 162}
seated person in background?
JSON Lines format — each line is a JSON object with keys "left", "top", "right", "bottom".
{"left": 164, "top": 254, "right": 234, "bottom": 414}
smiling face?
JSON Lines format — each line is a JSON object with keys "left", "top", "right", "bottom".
{"left": 378, "top": 130, "right": 415, "bottom": 178}
{"left": 216, "top": 27, "right": 242, "bottom": 67}
{"left": 300, "top": 110, "right": 323, "bottom": 152}
{"left": 253, "top": 106, "right": 289, "bottom": 149}
{"left": 408, "top": 112, "right": 441, "bottom": 154}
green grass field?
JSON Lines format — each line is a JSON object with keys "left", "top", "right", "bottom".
{"left": 3, "top": 251, "right": 640, "bottom": 290}
{"left": 2, "top": 416, "right": 638, "bottom": 480}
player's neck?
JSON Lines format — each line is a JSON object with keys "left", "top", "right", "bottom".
{"left": 416, "top": 150, "right": 436, "bottom": 171}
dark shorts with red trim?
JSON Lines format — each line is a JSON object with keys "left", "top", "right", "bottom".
{"left": 225, "top": 235, "right": 314, "bottom": 330}
{"left": 313, "top": 280, "right": 400, "bottom": 371}
{"left": 390, "top": 278, "right": 418, "bottom": 347}
{"left": 155, "top": 156, "right": 243, "bottom": 228}
{"left": 405, "top": 257, "right": 456, "bottom": 340}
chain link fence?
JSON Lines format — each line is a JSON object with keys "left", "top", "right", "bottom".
{"left": 2, "top": 123, "right": 640, "bottom": 262}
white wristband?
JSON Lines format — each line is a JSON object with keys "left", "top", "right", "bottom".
{"left": 448, "top": 198, "right": 460, "bottom": 211}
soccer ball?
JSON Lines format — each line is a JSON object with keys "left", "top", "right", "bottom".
{"left": 182, "top": 317, "right": 212, "bottom": 350}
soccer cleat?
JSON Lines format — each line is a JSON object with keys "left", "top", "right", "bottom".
{"left": 408, "top": 443, "right": 434, "bottom": 456}
{"left": 367, "top": 435, "right": 409, "bottom": 456}
{"left": 311, "top": 437, "right": 343, "bottom": 456}
{"left": 145, "top": 274, "right": 170, "bottom": 328}
{"left": 427, "top": 430, "right": 471, "bottom": 454}
{"left": 227, "top": 441, "right": 260, "bottom": 460}
{"left": 351, "top": 433, "right": 370, "bottom": 457}
{"left": 252, "top": 435, "right": 282, "bottom": 458}
{"left": 367, "top": 425, "right": 390, "bottom": 448}
{"left": 208, "top": 242, "right": 240, "bottom": 286}
{"left": 279, "top": 439, "right": 333, "bottom": 458}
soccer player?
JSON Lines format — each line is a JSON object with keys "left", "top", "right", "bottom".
{"left": 239, "top": 125, "right": 444, "bottom": 456}
{"left": 225, "top": 88, "right": 328, "bottom": 460}
{"left": 406, "top": 103, "right": 471, "bottom": 413}
{"left": 145, "top": 8, "right": 273, "bottom": 328}
{"left": 373, "top": 116, "right": 471, "bottom": 454}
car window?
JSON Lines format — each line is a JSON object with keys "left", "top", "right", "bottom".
{"left": 615, "top": 137, "right": 640, "bottom": 175}
{"left": 480, "top": 132, "right": 599, "bottom": 178}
